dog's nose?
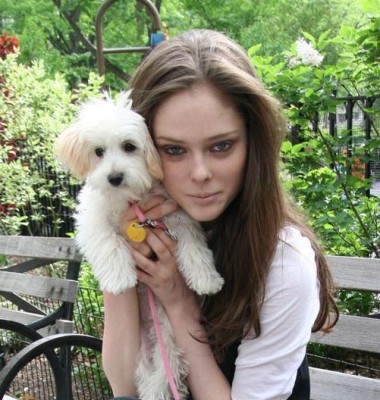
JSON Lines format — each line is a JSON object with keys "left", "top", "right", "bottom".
{"left": 108, "top": 172, "right": 124, "bottom": 186}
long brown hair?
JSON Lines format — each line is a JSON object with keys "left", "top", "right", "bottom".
{"left": 129, "top": 29, "right": 338, "bottom": 358}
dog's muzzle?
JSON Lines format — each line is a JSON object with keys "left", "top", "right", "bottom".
{"left": 108, "top": 172, "right": 124, "bottom": 186}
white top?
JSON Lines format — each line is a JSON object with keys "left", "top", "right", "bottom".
{"left": 231, "top": 226, "right": 320, "bottom": 400}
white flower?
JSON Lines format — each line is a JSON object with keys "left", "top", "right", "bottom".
{"left": 288, "top": 56, "right": 300, "bottom": 68}
{"left": 295, "top": 38, "right": 324, "bottom": 67}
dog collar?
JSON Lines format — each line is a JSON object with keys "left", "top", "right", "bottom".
{"left": 126, "top": 202, "right": 177, "bottom": 242}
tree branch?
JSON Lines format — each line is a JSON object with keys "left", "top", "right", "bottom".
{"left": 155, "top": 0, "right": 162, "bottom": 13}
{"left": 194, "top": 0, "right": 216, "bottom": 28}
{"left": 316, "top": 126, "right": 379, "bottom": 257}
{"left": 51, "top": 0, "right": 130, "bottom": 82}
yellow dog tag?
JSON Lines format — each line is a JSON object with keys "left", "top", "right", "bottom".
{"left": 126, "top": 221, "right": 147, "bottom": 243}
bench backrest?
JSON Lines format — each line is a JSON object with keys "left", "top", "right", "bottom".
{"left": 0, "top": 235, "right": 82, "bottom": 336}
{"left": 309, "top": 255, "right": 380, "bottom": 400}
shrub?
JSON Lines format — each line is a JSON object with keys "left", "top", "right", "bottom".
{"left": 251, "top": 14, "right": 380, "bottom": 258}
{"left": 0, "top": 48, "right": 103, "bottom": 235}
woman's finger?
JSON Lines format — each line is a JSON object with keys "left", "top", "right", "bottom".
{"left": 147, "top": 228, "right": 177, "bottom": 257}
{"left": 132, "top": 249, "right": 156, "bottom": 278}
{"left": 139, "top": 194, "right": 166, "bottom": 211}
{"left": 120, "top": 196, "right": 178, "bottom": 237}
{"left": 132, "top": 229, "right": 176, "bottom": 271}
{"left": 118, "top": 196, "right": 166, "bottom": 234}
{"left": 129, "top": 240, "right": 154, "bottom": 259}
{"left": 141, "top": 196, "right": 179, "bottom": 221}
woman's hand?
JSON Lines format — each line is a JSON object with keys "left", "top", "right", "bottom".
{"left": 121, "top": 195, "right": 197, "bottom": 311}
{"left": 120, "top": 194, "right": 178, "bottom": 259}
{"left": 133, "top": 228, "right": 199, "bottom": 314}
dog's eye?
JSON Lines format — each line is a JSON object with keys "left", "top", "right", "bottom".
{"left": 95, "top": 147, "right": 105, "bottom": 157}
{"left": 122, "top": 142, "right": 136, "bottom": 153}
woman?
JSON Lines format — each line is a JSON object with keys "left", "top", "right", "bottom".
{"left": 102, "top": 29, "right": 338, "bottom": 400}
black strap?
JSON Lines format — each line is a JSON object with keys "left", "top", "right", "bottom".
{"left": 287, "top": 355, "right": 310, "bottom": 400}
{"left": 218, "top": 341, "right": 239, "bottom": 385}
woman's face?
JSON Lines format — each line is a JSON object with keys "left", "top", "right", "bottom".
{"left": 153, "top": 83, "right": 247, "bottom": 222}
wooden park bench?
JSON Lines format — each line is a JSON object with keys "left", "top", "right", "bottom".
{"left": 0, "top": 235, "right": 110, "bottom": 399}
{"left": 309, "top": 255, "right": 380, "bottom": 400}
{"left": 0, "top": 235, "right": 379, "bottom": 399}
{"left": 0, "top": 235, "right": 82, "bottom": 337}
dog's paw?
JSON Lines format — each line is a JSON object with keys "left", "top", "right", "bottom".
{"left": 176, "top": 244, "right": 224, "bottom": 295}
{"left": 192, "top": 269, "right": 224, "bottom": 295}
{"left": 100, "top": 272, "right": 137, "bottom": 294}
{"left": 206, "top": 270, "right": 225, "bottom": 294}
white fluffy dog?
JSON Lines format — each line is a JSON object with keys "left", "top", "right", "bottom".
{"left": 54, "top": 92, "right": 224, "bottom": 400}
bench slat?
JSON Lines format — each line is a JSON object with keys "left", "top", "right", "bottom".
{"left": 310, "top": 314, "right": 380, "bottom": 353}
{"left": 0, "top": 236, "right": 81, "bottom": 262}
{"left": 0, "top": 271, "right": 78, "bottom": 303}
{"left": 326, "top": 256, "right": 380, "bottom": 292}
{"left": 310, "top": 367, "right": 380, "bottom": 400}
{"left": 310, "top": 256, "right": 380, "bottom": 399}
{"left": 0, "top": 309, "right": 73, "bottom": 335}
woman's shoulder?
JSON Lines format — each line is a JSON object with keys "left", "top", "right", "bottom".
{"left": 277, "top": 226, "right": 316, "bottom": 263}
{"left": 268, "top": 226, "right": 318, "bottom": 288}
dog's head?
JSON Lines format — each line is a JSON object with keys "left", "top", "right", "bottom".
{"left": 54, "top": 92, "right": 163, "bottom": 199}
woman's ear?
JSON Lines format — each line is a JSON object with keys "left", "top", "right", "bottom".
{"left": 144, "top": 132, "right": 164, "bottom": 181}
{"left": 54, "top": 124, "right": 90, "bottom": 180}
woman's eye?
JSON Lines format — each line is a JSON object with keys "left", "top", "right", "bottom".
{"left": 123, "top": 142, "right": 137, "bottom": 153}
{"left": 211, "top": 142, "right": 232, "bottom": 152}
{"left": 164, "top": 146, "right": 185, "bottom": 156}
{"left": 95, "top": 147, "right": 105, "bottom": 157}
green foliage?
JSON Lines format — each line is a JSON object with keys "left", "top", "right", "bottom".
{"left": 0, "top": 52, "right": 103, "bottom": 235}
{"left": 338, "top": 289, "right": 380, "bottom": 315}
{"left": 282, "top": 138, "right": 380, "bottom": 256}
{"left": 164, "top": 0, "right": 365, "bottom": 61}
{"left": 0, "top": 0, "right": 367, "bottom": 89}
{"left": 252, "top": 12, "right": 380, "bottom": 258}
{"left": 75, "top": 261, "right": 104, "bottom": 337}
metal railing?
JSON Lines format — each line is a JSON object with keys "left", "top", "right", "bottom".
{"left": 95, "top": 0, "right": 162, "bottom": 77}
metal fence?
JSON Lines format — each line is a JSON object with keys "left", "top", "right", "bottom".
{"left": 316, "top": 95, "right": 380, "bottom": 197}
{"left": 8, "top": 95, "right": 378, "bottom": 238}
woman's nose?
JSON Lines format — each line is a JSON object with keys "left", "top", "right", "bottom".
{"left": 190, "top": 156, "right": 212, "bottom": 182}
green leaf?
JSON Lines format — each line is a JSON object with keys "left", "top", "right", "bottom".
{"left": 281, "top": 140, "right": 293, "bottom": 153}
{"left": 248, "top": 43, "right": 262, "bottom": 56}
{"left": 360, "top": 0, "right": 380, "bottom": 14}
{"left": 301, "top": 31, "right": 316, "bottom": 46}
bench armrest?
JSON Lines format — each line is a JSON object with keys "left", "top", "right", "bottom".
{"left": 0, "top": 333, "right": 108, "bottom": 400}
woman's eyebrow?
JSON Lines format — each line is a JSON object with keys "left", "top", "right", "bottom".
{"left": 154, "top": 136, "right": 186, "bottom": 144}
{"left": 155, "top": 131, "right": 242, "bottom": 143}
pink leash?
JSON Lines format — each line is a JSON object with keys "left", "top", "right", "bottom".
{"left": 131, "top": 202, "right": 181, "bottom": 400}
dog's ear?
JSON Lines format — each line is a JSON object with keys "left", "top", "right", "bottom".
{"left": 145, "top": 133, "right": 164, "bottom": 181}
{"left": 54, "top": 124, "right": 90, "bottom": 180}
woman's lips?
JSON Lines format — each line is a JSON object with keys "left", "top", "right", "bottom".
{"left": 188, "top": 192, "right": 221, "bottom": 204}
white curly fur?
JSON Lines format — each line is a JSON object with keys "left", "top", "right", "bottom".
{"left": 54, "top": 92, "right": 224, "bottom": 400}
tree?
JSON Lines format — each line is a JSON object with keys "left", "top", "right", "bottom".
{"left": 0, "top": 0, "right": 366, "bottom": 89}
{"left": 0, "top": 0, "right": 162, "bottom": 88}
